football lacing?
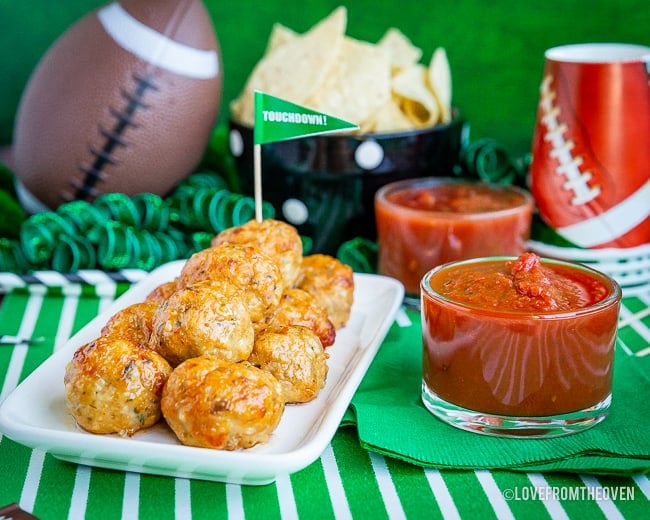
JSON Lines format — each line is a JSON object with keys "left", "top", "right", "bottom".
{"left": 67, "top": 72, "right": 159, "bottom": 202}
{"left": 539, "top": 74, "right": 601, "bottom": 206}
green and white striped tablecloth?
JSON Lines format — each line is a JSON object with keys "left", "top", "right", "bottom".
{"left": 1, "top": 279, "right": 649, "bottom": 519}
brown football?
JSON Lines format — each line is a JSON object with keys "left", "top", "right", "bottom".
{"left": 12, "top": 0, "right": 222, "bottom": 212}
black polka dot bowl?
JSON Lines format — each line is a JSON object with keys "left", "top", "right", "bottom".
{"left": 228, "top": 112, "right": 467, "bottom": 254}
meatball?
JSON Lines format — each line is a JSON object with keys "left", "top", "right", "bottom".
{"left": 146, "top": 279, "right": 178, "bottom": 303}
{"left": 211, "top": 218, "right": 303, "bottom": 290}
{"left": 64, "top": 336, "right": 172, "bottom": 436}
{"left": 161, "top": 355, "right": 285, "bottom": 450}
{"left": 261, "top": 288, "right": 336, "bottom": 347}
{"left": 296, "top": 254, "right": 354, "bottom": 329}
{"left": 100, "top": 300, "right": 158, "bottom": 347}
{"left": 150, "top": 279, "right": 254, "bottom": 366}
{"left": 250, "top": 325, "right": 329, "bottom": 403}
{"left": 176, "top": 243, "right": 283, "bottom": 322}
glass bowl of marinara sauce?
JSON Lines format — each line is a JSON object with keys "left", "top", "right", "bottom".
{"left": 420, "top": 252, "right": 622, "bottom": 438}
{"left": 375, "top": 177, "right": 533, "bottom": 308}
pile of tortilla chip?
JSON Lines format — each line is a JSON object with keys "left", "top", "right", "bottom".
{"left": 230, "top": 6, "right": 452, "bottom": 134}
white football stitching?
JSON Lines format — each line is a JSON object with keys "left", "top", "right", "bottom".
{"left": 538, "top": 74, "right": 601, "bottom": 206}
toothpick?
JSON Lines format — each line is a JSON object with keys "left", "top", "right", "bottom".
{"left": 254, "top": 143, "right": 263, "bottom": 223}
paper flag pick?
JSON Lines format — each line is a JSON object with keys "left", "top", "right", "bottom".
{"left": 254, "top": 91, "right": 359, "bottom": 144}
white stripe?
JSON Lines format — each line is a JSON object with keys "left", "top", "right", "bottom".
{"left": 632, "top": 474, "right": 650, "bottom": 501}
{"left": 320, "top": 444, "right": 352, "bottom": 520}
{"left": 368, "top": 452, "right": 406, "bottom": 520}
{"left": 621, "top": 297, "right": 650, "bottom": 347}
{"left": 394, "top": 308, "right": 412, "bottom": 328}
{"left": 68, "top": 465, "right": 92, "bottom": 520}
{"left": 423, "top": 468, "right": 460, "bottom": 520}
{"left": 556, "top": 178, "right": 650, "bottom": 248}
{"left": 99, "top": 294, "right": 118, "bottom": 314}
{"left": 174, "top": 478, "right": 192, "bottom": 520}
{"left": 474, "top": 470, "right": 514, "bottom": 520}
{"left": 0, "top": 344, "right": 29, "bottom": 405}
{"left": 0, "top": 272, "right": 27, "bottom": 292}
{"left": 579, "top": 475, "right": 624, "bottom": 520}
{"left": 117, "top": 269, "right": 149, "bottom": 284}
{"left": 225, "top": 483, "right": 245, "bottom": 519}
{"left": 55, "top": 288, "right": 82, "bottom": 351}
{"left": 528, "top": 240, "right": 650, "bottom": 262}
{"left": 98, "top": 3, "right": 218, "bottom": 79}
{"left": 0, "top": 292, "right": 43, "bottom": 403}
{"left": 617, "top": 307, "right": 650, "bottom": 329}
{"left": 275, "top": 473, "right": 299, "bottom": 520}
{"left": 15, "top": 180, "right": 51, "bottom": 215}
{"left": 122, "top": 472, "right": 140, "bottom": 520}
{"left": 19, "top": 449, "right": 45, "bottom": 514}
{"left": 32, "top": 271, "right": 73, "bottom": 286}
{"left": 526, "top": 473, "right": 569, "bottom": 520}
{"left": 75, "top": 271, "right": 119, "bottom": 299}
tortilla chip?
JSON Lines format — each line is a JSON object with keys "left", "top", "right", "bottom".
{"left": 231, "top": 6, "right": 347, "bottom": 126}
{"left": 265, "top": 23, "right": 297, "bottom": 54}
{"left": 427, "top": 47, "right": 452, "bottom": 123}
{"left": 361, "top": 96, "right": 414, "bottom": 133}
{"left": 392, "top": 64, "right": 440, "bottom": 127}
{"left": 377, "top": 27, "right": 422, "bottom": 73}
{"left": 305, "top": 37, "right": 391, "bottom": 127}
{"left": 230, "top": 9, "right": 453, "bottom": 132}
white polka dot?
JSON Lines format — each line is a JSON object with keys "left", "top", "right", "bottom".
{"left": 282, "top": 198, "right": 309, "bottom": 225}
{"left": 355, "top": 140, "right": 384, "bottom": 170}
{"left": 229, "top": 129, "right": 244, "bottom": 157}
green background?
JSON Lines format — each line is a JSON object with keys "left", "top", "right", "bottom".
{"left": 0, "top": 0, "right": 648, "bottom": 158}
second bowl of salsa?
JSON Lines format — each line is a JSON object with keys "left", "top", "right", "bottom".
{"left": 374, "top": 177, "right": 533, "bottom": 306}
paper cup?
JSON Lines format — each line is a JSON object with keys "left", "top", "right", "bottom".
{"left": 530, "top": 43, "right": 650, "bottom": 250}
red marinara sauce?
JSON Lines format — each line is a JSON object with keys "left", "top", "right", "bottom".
{"left": 375, "top": 179, "right": 532, "bottom": 296}
{"left": 421, "top": 253, "right": 621, "bottom": 416}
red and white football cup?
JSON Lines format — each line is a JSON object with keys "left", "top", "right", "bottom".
{"left": 530, "top": 43, "right": 650, "bottom": 249}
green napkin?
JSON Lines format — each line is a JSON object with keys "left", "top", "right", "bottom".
{"left": 344, "top": 308, "right": 650, "bottom": 476}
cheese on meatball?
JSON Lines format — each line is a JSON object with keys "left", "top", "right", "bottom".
{"left": 64, "top": 336, "right": 172, "bottom": 436}
{"left": 250, "top": 325, "right": 328, "bottom": 403}
{"left": 161, "top": 355, "right": 284, "bottom": 450}
{"left": 211, "top": 218, "right": 302, "bottom": 290}
{"left": 150, "top": 279, "right": 254, "bottom": 366}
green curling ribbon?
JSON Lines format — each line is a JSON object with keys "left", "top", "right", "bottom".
{"left": 191, "top": 231, "right": 215, "bottom": 252}
{"left": 20, "top": 212, "right": 76, "bottom": 264}
{"left": 0, "top": 237, "right": 30, "bottom": 272}
{"left": 1, "top": 171, "right": 279, "bottom": 274}
{"left": 132, "top": 193, "right": 169, "bottom": 231}
{"left": 165, "top": 189, "right": 191, "bottom": 225}
{"left": 171, "top": 187, "right": 274, "bottom": 233}
{"left": 176, "top": 171, "right": 229, "bottom": 192}
{"left": 190, "top": 187, "right": 225, "bottom": 228}
{"left": 84, "top": 222, "right": 106, "bottom": 245}
{"left": 130, "top": 229, "right": 164, "bottom": 270}
{"left": 336, "top": 237, "right": 378, "bottom": 274}
{"left": 94, "top": 192, "right": 141, "bottom": 227}
{"left": 203, "top": 189, "right": 230, "bottom": 229}
{"left": 56, "top": 200, "right": 107, "bottom": 233}
{"left": 300, "top": 236, "right": 313, "bottom": 255}
{"left": 52, "top": 235, "right": 97, "bottom": 272}
{"left": 458, "top": 138, "right": 524, "bottom": 185}
{"left": 97, "top": 221, "right": 133, "bottom": 269}
{"left": 154, "top": 231, "right": 183, "bottom": 264}
{"left": 214, "top": 193, "right": 254, "bottom": 231}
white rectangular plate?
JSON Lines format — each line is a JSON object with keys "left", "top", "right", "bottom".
{"left": 0, "top": 261, "right": 404, "bottom": 485}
